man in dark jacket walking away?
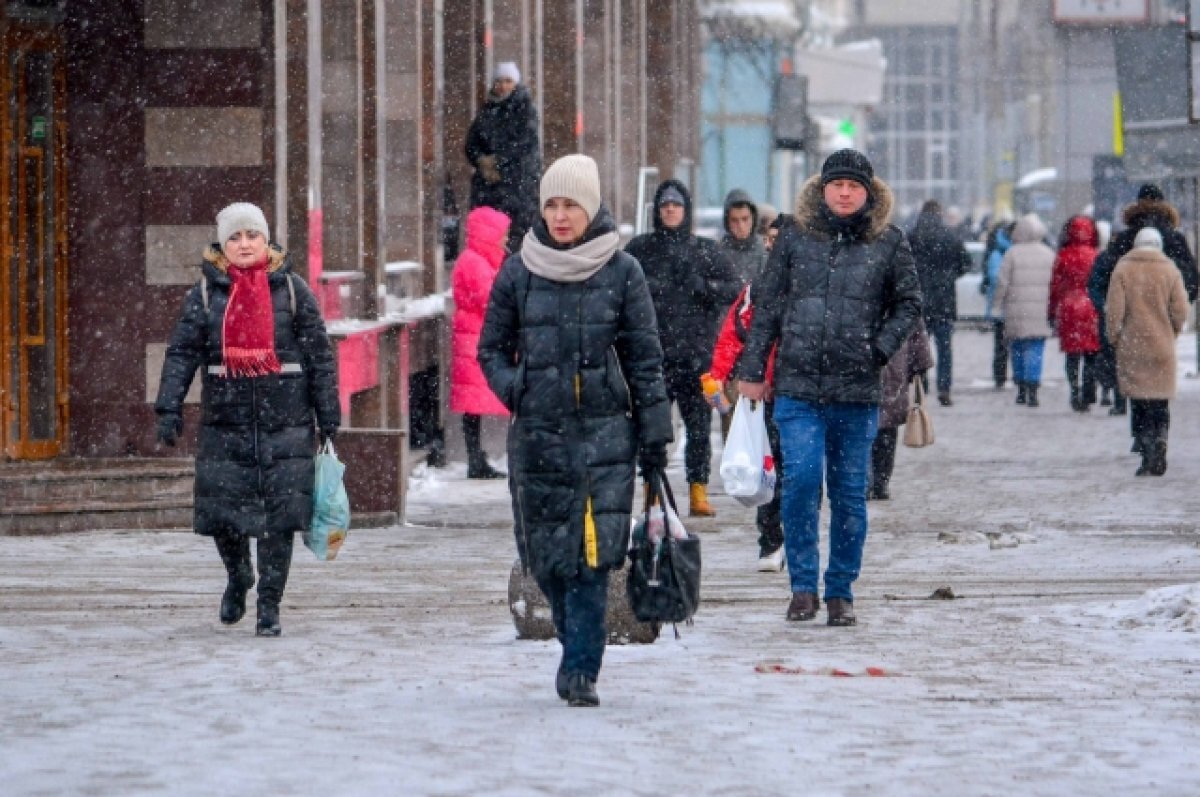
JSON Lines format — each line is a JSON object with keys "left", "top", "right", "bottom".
{"left": 738, "top": 149, "right": 922, "bottom": 627}
{"left": 626, "top": 180, "right": 741, "bottom": 517}
{"left": 464, "top": 62, "right": 541, "bottom": 251}
{"left": 719, "top": 188, "right": 767, "bottom": 286}
{"left": 1088, "top": 183, "right": 1198, "bottom": 416}
{"left": 909, "top": 199, "right": 971, "bottom": 406}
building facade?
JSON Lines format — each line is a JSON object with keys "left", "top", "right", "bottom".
{"left": 0, "top": 0, "right": 701, "bottom": 473}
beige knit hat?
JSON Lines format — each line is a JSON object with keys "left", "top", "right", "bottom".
{"left": 217, "top": 202, "right": 270, "bottom": 244}
{"left": 539, "top": 154, "right": 602, "bottom": 221}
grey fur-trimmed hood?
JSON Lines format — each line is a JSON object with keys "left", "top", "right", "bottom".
{"left": 794, "top": 174, "right": 896, "bottom": 242}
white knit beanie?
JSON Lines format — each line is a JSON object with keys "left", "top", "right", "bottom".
{"left": 217, "top": 202, "right": 270, "bottom": 244}
{"left": 494, "top": 61, "right": 520, "bottom": 83}
{"left": 1133, "top": 226, "right": 1163, "bottom": 251}
{"left": 539, "top": 154, "right": 602, "bottom": 221}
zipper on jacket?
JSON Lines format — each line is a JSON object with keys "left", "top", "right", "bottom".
{"left": 516, "top": 484, "right": 532, "bottom": 576}
{"left": 610, "top": 345, "right": 632, "bottom": 414}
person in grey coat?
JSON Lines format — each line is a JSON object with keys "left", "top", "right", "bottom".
{"left": 478, "top": 155, "right": 672, "bottom": 707}
{"left": 155, "top": 203, "right": 340, "bottom": 637}
{"left": 994, "top": 213, "right": 1055, "bottom": 407}
{"left": 719, "top": 188, "right": 767, "bottom": 286}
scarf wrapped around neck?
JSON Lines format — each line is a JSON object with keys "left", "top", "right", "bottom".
{"left": 520, "top": 228, "right": 620, "bottom": 283}
{"left": 222, "top": 256, "right": 282, "bottom": 378}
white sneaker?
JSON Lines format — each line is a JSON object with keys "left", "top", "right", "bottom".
{"left": 757, "top": 546, "right": 785, "bottom": 572}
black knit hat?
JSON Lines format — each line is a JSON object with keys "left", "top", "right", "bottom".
{"left": 1137, "top": 183, "right": 1164, "bottom": 201}
{"left": 821, "top": 148, "right": 874, "bottom": 190}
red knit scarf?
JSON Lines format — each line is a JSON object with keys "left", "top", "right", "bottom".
{"left": 222, "top": 257, "right": 281, "bottom": 378}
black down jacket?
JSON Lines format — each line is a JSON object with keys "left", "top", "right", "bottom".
{"left": 909, "top": 208, "right": 971, "bottom": 323}
{"left": 741, "top": 175, "right": 923, "bottom": 404}
{"left": 624, "top": 179, "right": 742, "bottom": 373}
{"left": 155, "top": 246, "right": 340, "bottom": 538}
{"left": 465, "top": 85, "right": 542, "bottom": 233}
{"left": 477, "top": 211, "right": 673, "bottom": 581}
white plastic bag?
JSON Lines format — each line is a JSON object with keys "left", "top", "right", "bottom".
{"left": 719, "top": 397, "right": 777, "bottom": 508}
{"left": 305, "top": 439, "right": 350, "bottom": 561}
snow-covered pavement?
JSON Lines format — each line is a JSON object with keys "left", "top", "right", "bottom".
{"left": 3, "top": 328, "right": 1200, "bottom": 796}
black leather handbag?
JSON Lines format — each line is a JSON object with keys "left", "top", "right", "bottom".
{"left": 626, "top": 468, "right": 702, "bottom": 625}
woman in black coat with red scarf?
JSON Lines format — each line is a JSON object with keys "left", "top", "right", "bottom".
{"left": 155, "top": 203, "right": 339, "bottom": 637}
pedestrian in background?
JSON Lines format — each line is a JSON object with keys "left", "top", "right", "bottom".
{"left": 155, "top": 203, "right": 340, "bottom": 637}
{"left": 1105, "top": 227, "right": 1189, "bottom": 476}
{"left": 465, "top": 61, "right": 542, "bottom": 251}
{"left": 1048, "top": 215, "right": 1101, "bottom": 412}
{"left": 909, "top": 199, "right": 971, "bottom": 407}
{"left": 450, "top": 206, "right": 511, "bottom": 479}
{"left": 738, "top": 149, "right": 922, "bottom": 627}
{"left": 869, "top": 320, "right": 933, "bottom": 501}
{"left": 478, "top": 154, "right": 672, "bottom": 707}
{"left": 719, "top": 188, "right": 767, "bottom": 286}
{"left": 1088, "top": 184, "right": 1198, "bottom": 416}
{"left": 982, "top": 219, "right": 1015, "bottom": 388}
{"left": 626, "top": 180, "right": 740, "bottom": 517}
{"left": 994, "top": 213, "right": 1055, "bottom": 408}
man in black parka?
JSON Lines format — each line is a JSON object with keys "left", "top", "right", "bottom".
{"left": 909, "top": 199, "right": 971, "bottom": 406}
{"left": 625, "top": 179, "right": 741, "bottom": 517}
{"left": 464, "top": 61, "right": 542, "bottom": 251}
{"left": 738, "top": 149, "right": 922, "bottom": 628}
{"left": 1088, "top": 183, "right": 1198, "bottom": 416}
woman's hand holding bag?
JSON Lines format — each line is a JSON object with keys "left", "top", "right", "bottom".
{"left": 719, "top": 397, "right": 777, "bottom": 507}
{"left": 305, "top": 438, "right": 351, "bottom": 560}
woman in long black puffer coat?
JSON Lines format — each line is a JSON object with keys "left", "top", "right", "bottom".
{"left": 478, "top": 155, "right": 672, "bottom": 707}
{"left": 155, "top": 202, "right": 339, "bottom": 637}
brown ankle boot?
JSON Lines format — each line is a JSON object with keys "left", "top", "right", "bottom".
{"left": 689, "top": 483, "right": 715, "bottom": 517}
{"left": 826, "top": 597, "right": 857, "bottom": 627}
{"left": 786, "top": 592, "right": 819, "bottom": 621}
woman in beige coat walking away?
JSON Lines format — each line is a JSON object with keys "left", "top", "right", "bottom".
{"left": 994, "top": 213, "right": 1055, "bottom": 406}
{"left": 1106, "top": 227, "right": 1190, "bottom": 476}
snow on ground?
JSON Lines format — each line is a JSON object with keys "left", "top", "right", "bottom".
{"left": 3, "top": 329, "right": 1200, "bottom": 796}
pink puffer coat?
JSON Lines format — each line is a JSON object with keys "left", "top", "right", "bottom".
{"left": 451, "top": 207, "right": 511, "bottom": 415}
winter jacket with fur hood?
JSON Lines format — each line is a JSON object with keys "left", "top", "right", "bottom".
{"left": 478, "top": 206, "right": 673, "bottom": 581}
{"left": 625, "top": 180, "right": 742, "bottom": 373}
{"left": 994, "top": 214, "right": 1055, "bottom": 341}
{"left": 740, "top": 174, "right": 923, "bottom": 404}
{"left": 1106, "top": 247, "right": 1189, "bottom": 400}
{"left": 155, "top": 245, "right": 340, "bottom": 538}
{"left": 1088, "top": 195, "right": 1199, "bottom": 317}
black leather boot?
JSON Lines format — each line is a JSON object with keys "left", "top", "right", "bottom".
{"left": 256, "top": 532, "right": 294, "bottom": 636}
{"left": 566, "top": 673, "right": 599, "bottom": 707}
{"left": 214, "top": 533, "right": 255, "bottom": 625}
{"left": 467, "top": 449, "right": 506, "bottom": 480}
{"left": 1016, "top": 382, "right": 1027, "bottom": 405}
{"left": 1027, "top": 385, "right": 1039, "bottom": 407}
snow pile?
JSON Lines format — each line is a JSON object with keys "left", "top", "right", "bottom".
{"left": 1081, "top": 583, "right": 1200, "bottom": 632}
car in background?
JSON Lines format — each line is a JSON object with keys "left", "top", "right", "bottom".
{"left": 955, "top": 240, "right": 988, "bottom": 324}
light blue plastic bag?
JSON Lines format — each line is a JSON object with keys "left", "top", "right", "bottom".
{"left": 306, "top": 439, "right": 350, "bottom": 561}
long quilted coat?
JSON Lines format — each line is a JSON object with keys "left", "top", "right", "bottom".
{"left": 155, "top": 245, "right": 340, "bottom": 538}
{"left": 477, "top": 209, "right": 673, "bottom": 581}
{"left": 994, "top": 214, "right": 1055, "bottom": 341}
{"left": 1048, "top": 216, "right": 1100, "bottom": 354}
{"left": 451, "top": 207, "right": 511, "bottom": 416}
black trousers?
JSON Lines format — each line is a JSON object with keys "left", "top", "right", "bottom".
{"left": 664, "top": 365, "right": 713, "bottom": 485}
{"left": 869, "top": 427, "right": 898, "bottom": 491}
{"left": 1130, "top": 399, "right": 1170, "bottom": 442}
{"left": 463, "top": 413, "right": 484, "bottom": 459}
{"left": 214, "top": 531, "right": 294, "bottom": 609}
{"left": 992, "top": 320, "right": 1009, "bottom": 386}
{"left": 1065, "top": 353, "right": 1098, "bottom": 404}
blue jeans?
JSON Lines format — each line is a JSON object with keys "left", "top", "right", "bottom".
{"left": 773, "top": 397, "right": 878, "bottom": 601}
{"left": 1010, "top": 338, "right": 1046, "bottom": 385}
{"left": 536, "top": 568, "right": 610, "bottom": 680}
{"left": 927, "top": 318, "right": 955, "bottom": 393}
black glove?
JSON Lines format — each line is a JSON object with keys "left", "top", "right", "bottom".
{"left": 872, "top": 346, "right": 890, "bottom": 367}
{"left": 320, "top": 426, "right": 338, "bottom": 447}
{"left": 156, "top": 413, "right": 182, "bottom": 447}
{"left": 637, "top": 442, "right": 668, "bottom": 480}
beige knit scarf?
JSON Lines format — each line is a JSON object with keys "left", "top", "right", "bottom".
{"left": 519, "top": 228, "right": 620, "bottom": 283}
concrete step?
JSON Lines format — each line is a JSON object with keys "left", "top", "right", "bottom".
{"left": 0, "top": 458, "right": 195, "bottom": 507}
{"left": 0, "top": 501, "right": 193, "bottom": 535}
